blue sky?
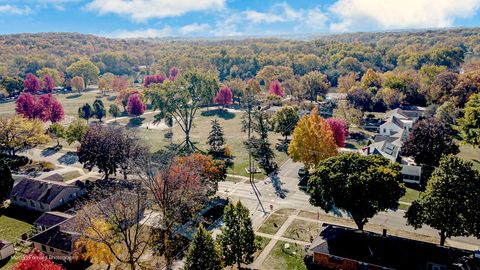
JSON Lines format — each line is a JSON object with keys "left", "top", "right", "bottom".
{"left": 1, "top": 0, "right": 480, "bottom": 38}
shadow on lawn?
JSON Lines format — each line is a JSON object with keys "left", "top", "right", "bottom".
{"left": 127, "top": 117, "right": 145, "bottom": 128}
{"left": 201, "top": 109, "right": 236, "bottom": 120}
{"left": 0, "top": 205, "right": 41, "bottom": 224}
{"left": 58, "top": 151, "right": 78, "bottom": 165}
{"left": 66, "top": 93, "right": 82, "bottom": 99}
{"left": 41, "top": 145, "right": 61, "bottom": 157}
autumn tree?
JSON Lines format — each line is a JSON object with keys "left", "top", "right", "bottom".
{"left": 127, "top": 93, "right": 146, "bottom": 117}
{"left": 23, "top": 73, "right": 41, "bottom": 93}
{"left": 71, "top": 76, "right": 85, "bottom": 93}
{"left": 109, "top": 104, "right": 121, "bottom": 121}
{"left": 219, "top": 201, "right": 258, "bottom": 269}
{"left": 169, "top": 67, "right": 179, "bottom": 81}
{"left": 66, "top": 59, "right": 100, "bottom": 87}
{"left": 0, "top": 116, "right": 50, "bottom": 156}
{"left": 98, "top": 72, "right": 115, "bottom": 95}
{"left": 288, "top": 107, "right": 337, "bottom": 169}
{"left": 401, "top": 118, "right": 459, "bottom": 167}
{"left": 65, "top": 120, "right": 88, "bottom": 145}
{"left": 333, "top": 100, "right": 363, "bottom": 126}
{"left": 15, "top": 92, "right": 42, "bottom": 119}
{"left": 207, "top": 119, "right": 225, "bottom": 157}
{"left": 268, "top": 80, "right": 284, "bottom": 97}
{"left": 337, "top": 73, "right": 358, "bottom": 93}
{"left": 308, "top": 154, "right": 405, "bottom": 230}
{"left": 13, "top": 249, "right": 64, "bottom": 270}
{"left": 116, "top": 89, "right": 138, "bottom": 112}
{"left": 112, "top": 76, "right": 129, "bottom": 92}
{"left": 78, "top": 103, "right": 93, "bottom": 123}
{"left": 214, "top": 85, "right": 233, "bottom": 107}
{"left": 406, "top": 155, "right": 480, "bottom": 246}
{"left": 1, "top": 76, "right": 23, "bottom": 96}
{"left": 92, "top": 99, "right": 106, "bottom": 121}
{"left": 326, "top": 118, "right": 349, "bottom": 147}
{"left": 39, "top": 94, "right": 64, "bottom": 123}
{"left": 360, "top": 68, "right": 382, "bottom": 89}
{"left": 435, "top": 101, "right": 459, "bottom": 126}
{"left": 47, "top": 123, "right": 65, "bottom": 146}
{"left": 376, "top": 87, "right": 405, "bottom": 109}
{"left": 271, "top": 106, "right": 299, "bottom": 141}
{"left": 347, "top": 86, "right": 373, "bottom": 111}
{"left": 37, "top": 68, "right": 63, "bottom": 87}
{"left": 143, "top": 74, "right": 166, "bottom": 88}
{"left": 184, "top": 224, "right": 223, "bottom": 270}
{"left": 0, "top": 159, "right": 13, "bottom": 207}
{"left": 43, "top": 74, "right": 55, "bottom": 93}
{"left": 459, "top": 93, "right": 480, "bottom": 147}
{"left": 300, "top": 71, "right": 330, "bottom": 102}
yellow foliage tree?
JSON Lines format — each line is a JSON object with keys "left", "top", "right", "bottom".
{"left": 288, "top": 107, "right": 338, "bottom": 168}
{"left": 76, "top": 219, "right": 120, "bottom": 267}
{"left": 0, "top": 116, "right": 50, "bottom": 156}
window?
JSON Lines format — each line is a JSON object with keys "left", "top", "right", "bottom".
{"left": 59, "top": 198, "right": 64, "bottom": 204}
{"left": 41, "top": 245, "right": 47, "bottom": 252}
{"left": 383, "top": 128, "right": 387, "bottom": 133}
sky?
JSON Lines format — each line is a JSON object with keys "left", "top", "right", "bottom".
{"left": 1, "top": 0, "right": 480, "bottom": 38}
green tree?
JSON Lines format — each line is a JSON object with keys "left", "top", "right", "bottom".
{"left": 459, "top": 93, "right": 480, "bottom": 147}
{"left": 184, "top": 224, "right": 223, "bottom": 270}
{"left": 207, "top": 119, "right": 225, "bottom": 157}
{"left": 243, "top": 109, "right": 276, "bottom": 173}
{"left": 65, "top": 120, "right": 88, "bottom": 145}
{"left": 0, "top": 159, "right": 13, "bottom": 207}
{"left": 435, "top": 101, "right": 459, "bottom": 126}
{"left": 271, "top": 106, "right": 299, "bottom": 141}
{"left": 78, "top": 103, "right": 93, "bottom": 123}
{"left": 308, "top": 153, "right": 405, "bottom": 230}
{"left": 405, "top": 155, "right": 480, "bottom": 246}
{"left": 300, "top": 71, "right": 330, "bottom": 102}
{"left": 47, "top": 123, "right": 65, "bottom": 146}
{"left": 109, "top": 104, "right": 121, "bottom": 121}
{"left": 360, "top": 68, "right": 382, "bottom": 89}
{"left": 92, "top": 99, "right": 106, "bottom": 122}
{"left": 66, "top": 59, "right": 100, "bottom": 87}
{"left": 219, "top": 201, "right": 258, "bottom": 269}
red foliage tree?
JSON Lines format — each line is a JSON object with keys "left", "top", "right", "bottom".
{"left": 143, "top": 74, "right": 166, "bottom": 88}
{"left": 111, "top": 76, "right": 129, "bottom": 92}
{"left": 43, "top": 74, "right": 55, "bottom": 93}
{"left": 39, "top": 94, "right": 65, "bottom": 123}
{"left": 16, "top": 92, "right": 43, "bottom": 119}
{"left": 24, "top": 73, "right": 41, "bottom": 93}
{"left": 326, "top": 118, "right": 349, "bottom": 147}
{"left": 169, "top": 67, "right": 179, "bottom": 81}
{"left": 214, "top": 85, "right": 233, "bottom": 106}
{"left": 13, "top": 249, "right": 64, "bottom": 270}
{"left": 127, "top": 93, "right": 146, "bottom": 117}
{"left": 269, "top": 80, "right": 284, "bottom": 97}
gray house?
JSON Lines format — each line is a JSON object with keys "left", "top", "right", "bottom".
{"left": 10, "top": 178, "right": 86, "bottom": 212}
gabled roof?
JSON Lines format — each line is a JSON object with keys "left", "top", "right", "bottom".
{"left": 34, "top": 211, "right": 73, "bottom": 229}
{"left": 10, "top": 178, "right": 84, "bottom": 204}
{"left": 29, "top": 216, "right": 80, "bottom": 252}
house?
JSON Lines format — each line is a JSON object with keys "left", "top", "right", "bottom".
{"left": 10, "top": 178, "right": 86, "bottom": 212}
{"left": 0, "top": 240, "right": 14, "bottom": 261}
{"left": 308, "top": 223, "right": 479, "bottom": 270}
{"left": 33, "top": 211, "right": 74, "bottom": 233}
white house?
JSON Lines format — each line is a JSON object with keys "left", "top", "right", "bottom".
{"left": 0, "top": 240, "right": 14, "bottom": 261}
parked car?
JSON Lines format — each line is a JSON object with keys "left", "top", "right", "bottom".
{"left": 298, "top": 167, "right": 307, "bottom": 177}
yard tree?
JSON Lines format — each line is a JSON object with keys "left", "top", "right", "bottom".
{"left": 333, "top": 100, "right": 363, "bottom": 126}
{"left": 458, "top": 93, "right": 480, "bottom": 147}
{"left": 347, "top": 86, "right": 373, "bottom": 111}
{"left": 92, "top": 99, "right": 106, "bottom": 121}
{"left": 207, "top": 119, "right": 225, "bottom": 157}
{"left": 13, "top": 249, "right": 64, "bottom": 270}
{"left": 78, "top": 103, "right": 93, "bottom": 123}
{"left": 43, "top": 74, "right": 55, "bottom": 93}
{"left": 127, "top": 93, "right": 146, "bottom": 117}
{"left": 71, "top": 76, "right": 85, "bottom": 93}
{"left": 116, "top": 89, "right": 138, "bottom": 112}
{"left": 214, "top": 85, "right": 233, "bottom": 107}
{"left": 271, "top": 105, "right": 299, "bottom": 141}
{"left": 39, "top": 94, "right": 64, "bottom": 123}
{"left": 23, "top": 73, "right": 41, "bottom": 93}
{"left": 109, "top": 104, "right": 121, "bottom": 121}
{"left": 300, "top": 71, "right": 330, "bottom": 102}
{"left": 66, "top": 59, "right": 100, "bottom": 87}
{"left": 78, "top": 124, "right": 131, "bottom": 179}
{"left": 144, "top": 69, "right": 219, "bottom": 153}
{"left": 219, "top": 201, "right": 258, "bottom": 269}
{"left": 0, "top": 116, "right": 50, "bottom": 156}
{"left": 376, "top": 87, "right": 406, "bottom": 109}
{"left": 401, "top": 118, "right": 459, "bottom": 167}
{"left": 47, "top": 123, "right": 65, "bottom": 146}
{"left": 65, "top": 119, "right": 88, "bottom": 145}
{"left": 435, "top": 101, "right": 459, "bottom": 126}
{"left": 112, "top": 76, "right": 129, "bottom": 92}
{"left": 337, "top": 73, "right": 358, "bottom": 93}
{"left": 308, "top": 153, "right": 405, "bottom": 230}
{"left": 98, "top": 72, "right": 115, "bottom": 95}
{"left": 0, "top": 159, "right": 13, "bottom": 207}
{"left": 140, "top": 153, "right": 224, "bottom": 268}
{"left": 16, "top": 92, "right": 42, "bottom": 119}
{"left": 184, "top": 224, "right": 223, "bottom": 270}
{"left": 288, "top": 107, "right": 337, "bottom": 169}
{"left": 405, "top": 155, "right": 480, "bottom": 246}
{"left": 268, "top": 80, "right": 284, "bottom": 97}
{"left": 326, "top": 118, "right": 349, "bottom": 147}
{"left": 360, "top": 68, "right": 382, "bottom": 89}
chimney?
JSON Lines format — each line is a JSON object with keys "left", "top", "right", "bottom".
{"left": 383, "top": 229, "right": 387, "bottom": 237}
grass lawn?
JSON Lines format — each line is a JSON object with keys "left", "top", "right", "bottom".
{"left": 458, "top": 144, "right": 480, "bottom": 170}
{"left": 254, "top": 236, "right": 271, "bottom": 259}
{"left": 400, "top": 187, "right": 420, "bottom": 203}
{"left": 0, "top": 214, "right": 32, "bottom": 270}
{"left": 261, "top": 241, "right": 307, "bottom": 270}
{"left": 257, "top": 213, "right": 290, "bottom": 235}
{"left": 61, "top": 171, "right": 82, "bottom": 182}
{"left": 283, "top": 219, "right": 321, "bottom": 243}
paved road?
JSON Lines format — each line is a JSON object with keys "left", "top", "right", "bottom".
{"left": 218, "top": 158, "right": 480, "bottom": 250}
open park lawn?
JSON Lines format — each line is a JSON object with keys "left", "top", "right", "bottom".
{"left": 261, "top": 240, "right": 307, "bottom": 270}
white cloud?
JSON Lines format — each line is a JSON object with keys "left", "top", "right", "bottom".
{"left": 211, "top": 12, "right": 243, "bottom": 36}
{"left": 180, "top": 23, "right": 210, "bottom": 35}
{"left": 329, "top": 0, "right": 480, "bottom": 32}
{"left": 243, "top": 2, "right": 303, "bottom": 24}
{"left": 243, "top": 10, "right": 284, "bottom": 24}
{"left": 0, "top": 4, "right": 31, "bottom": 15}
{"left": 306, "top": 8, "right": 329, "bottom": 30}
{"left": 86, "top": 0, "right": 225, "bottom": 21}
{"left": 109, "top": 27, "right": 173, "bottom": 38}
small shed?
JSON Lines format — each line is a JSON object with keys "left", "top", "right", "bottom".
{"left": 0, "top": 240, "right": 14, "bottom": 261}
